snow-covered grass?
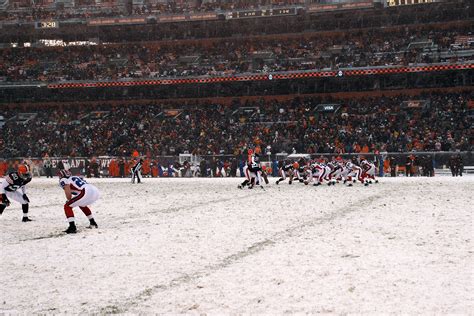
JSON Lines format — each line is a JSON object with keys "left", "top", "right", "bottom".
{"left": 1, "top": 177, "right": 472, "bottom": 314}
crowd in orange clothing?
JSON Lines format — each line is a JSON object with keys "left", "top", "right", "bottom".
{"left": 107, "top": 158, "right": 155, "bottom": 177}
{"left": 1, "top": 92, "right": 472, "bottom": 159}
{"left": 2, "top": 25, "right": 472, "bottom": 83}
{"left": 0, "top": 160, "right": 8, "bottom": 176}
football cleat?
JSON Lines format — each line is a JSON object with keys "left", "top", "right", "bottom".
{"left": 22, "top": 217, "right": 32, "bottom": 222}
{"left": 64, "top": 223, "right": 77, "bottom": 234}
{"left": 88, "top": 219, "right": 98, "bottom": 229}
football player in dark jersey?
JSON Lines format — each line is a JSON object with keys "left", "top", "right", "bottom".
{"left": 0, "top": 164, "right": 32, "bottom": 222}
{"left": 238, "top": 153, "right": 264, "bottom": 189}
{"left": 276, "top": 161, "right": 294, "bottom": 185}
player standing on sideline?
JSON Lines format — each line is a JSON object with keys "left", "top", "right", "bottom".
{"left": 0, "top": 164, "right": 33, "bottom": 222}
{"left": 131, "top": 158, "right": 143, "bottom": 184}
{"left": 58, "top": 169, "right": 99, "bottom": 234}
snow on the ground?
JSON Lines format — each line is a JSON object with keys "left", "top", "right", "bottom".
{"left": 0, "top": 176, "right": 472, "bottom": 314}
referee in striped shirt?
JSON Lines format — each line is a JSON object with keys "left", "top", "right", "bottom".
{"left": 131, "top": 158, "right": 143, "bottom": 184}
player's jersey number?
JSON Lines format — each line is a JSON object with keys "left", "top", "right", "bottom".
{"left": 71, "top": 176, "right": 87, "bottom": 188}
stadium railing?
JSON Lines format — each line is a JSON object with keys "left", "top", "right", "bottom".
{"left": 0, "top": 151, "right": 472, "bottom": 178}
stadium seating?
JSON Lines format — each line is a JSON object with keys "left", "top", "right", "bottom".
{"left": 1, "top": 92, "right": 471, "bottom": 158}
{"left": 1, "top": 24, "right": 472, "bottom": 83}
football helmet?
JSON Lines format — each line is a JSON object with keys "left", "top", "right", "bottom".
{"left": 58, "top": 169, "right": 72, "bottom": 178}
{"left": 18, "top": 164, "right": 31, "bottom": 180}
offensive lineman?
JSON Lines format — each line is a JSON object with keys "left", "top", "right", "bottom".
{"left": 361, "top": 159, "right": 378, "bottom": 184}
{"left": 276, "top": 160, "right": 294, "bottom": 185}
{"left": 58, "top": 169, "right": 99, "bottom": 234}
{"left": 0, "top": 164, "right": 32, "bottom": 222}
{"left": 306, "top": 161, "right": 330, "bottom": 186}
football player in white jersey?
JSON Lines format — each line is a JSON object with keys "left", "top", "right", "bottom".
{"left": 58, "top": 169, "right": 99, "bottom": 234}
{"left": 350, "top": 162, "right": 365, "bottom": 185}
{"left": 307, "top": 161, "right": 331, "bottom": 186}
{"left": 340, "top": 161, "right": 356, "bottom": 186}
{"left": 361, "top": 159, "right": 378, "bottom": 184}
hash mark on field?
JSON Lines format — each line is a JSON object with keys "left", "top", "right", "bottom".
{"left": 98, "top": 190, "right": 385, "bottom": 314}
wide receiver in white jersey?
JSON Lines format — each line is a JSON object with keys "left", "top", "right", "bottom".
{"left": 58, "top": 169, "right": 99, "bottom": 234}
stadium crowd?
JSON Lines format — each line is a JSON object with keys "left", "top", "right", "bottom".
{"left": 1, "top": 91, "right": 471, "bottom": 159}
{"left": 1, "top": 0, "right": 301, "bottom": 22}
{"left": 1, "top": 25, "right": 472, "bottom": 83}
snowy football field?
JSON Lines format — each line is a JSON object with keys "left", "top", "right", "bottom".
{"left": 1, "top": 176, "right": 472, "bottom": 314}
